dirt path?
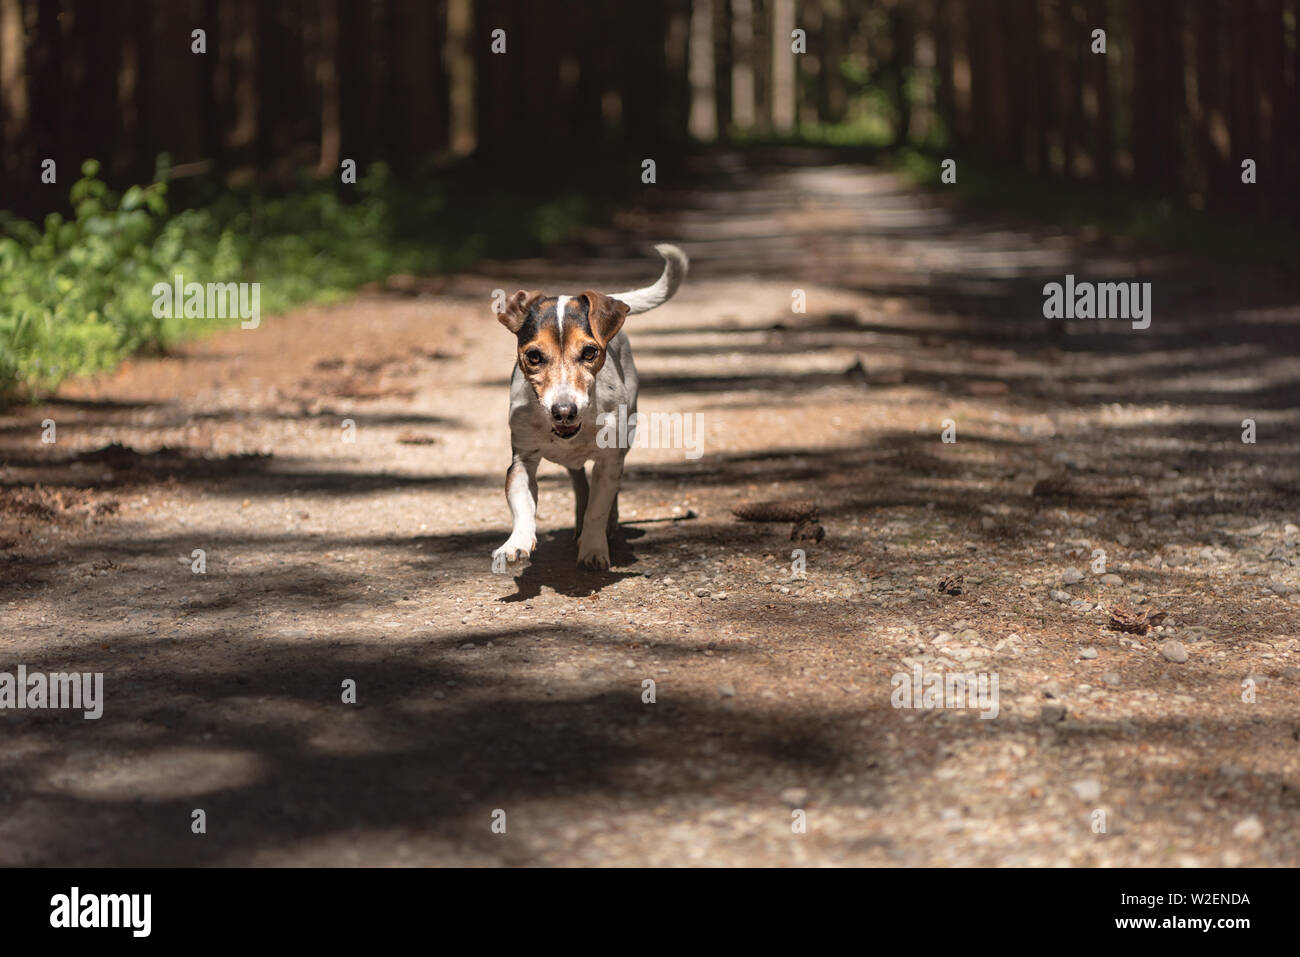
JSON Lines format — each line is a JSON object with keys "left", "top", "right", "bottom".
{"left": 3, "top": 151, "right": 1299, "bottom": 866}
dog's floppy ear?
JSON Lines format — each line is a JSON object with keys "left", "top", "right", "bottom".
{"left": 499, "top": 290, "right": 541, "bottom": 334}
{"left": 581, "top": 291, "right": 630, "bottom": 347}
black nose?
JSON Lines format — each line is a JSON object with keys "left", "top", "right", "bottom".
{"left": 550, "top": 403, "right": 577, "bottom": 424}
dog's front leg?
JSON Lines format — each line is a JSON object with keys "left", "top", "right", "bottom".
{"left": 493, "top": 453, "right": 539, "bottom": 564}
{"left": 576, "top": 455, "right": 623, "bottom": 569}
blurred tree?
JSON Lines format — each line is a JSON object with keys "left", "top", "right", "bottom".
{"left": 731, "top": 0, "right": 757, "bottom": 131}
{"left": 689, "top": 0, "right": 717, "bottom": 139}
{"left": 0, "top": 0, "right": 27, "bottom": 163}
{"left": 445, "top": 0, "right": 475, "bottom": 155}
{"left": 0, "top": 0, "right": 1292, "bottom": 220}
{"left": 770, "top": 0, "right": 796, "bottom": 131}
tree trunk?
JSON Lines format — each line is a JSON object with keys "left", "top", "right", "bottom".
{"left": 445, "top": 0, "right": 476, "bottom": 155}
{"left": 0, "top": 0, "right": 27, "bottom": 176}
{"left": 770, "top": 0, "right": 796, "bottom": 133}
{"left": 688, "top": 0, "right": 717, "bottom": 140}
{"left": 315, "top": 0, "right": 340, "bottom": 177}
{"left": 888, "top": 1, "right": 914, "bottom": 147}
{"left": 731, "top": 0, "right": 757, "bottom": 131}
{"left": 1088, "top": 0, "right": 1114, "bottom": 182}
{"left": 933, "top": 0, "right": 956, "bottom": 147}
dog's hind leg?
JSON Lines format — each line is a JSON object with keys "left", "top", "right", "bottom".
{"left": 569, "top": 466, "right": 589, "bottom": 539}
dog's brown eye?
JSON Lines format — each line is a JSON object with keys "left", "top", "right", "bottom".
{"left": 581, "top": 345, "right": 599, "bottom": 362}
{"left": 525, "top": 349, "right": 543, "bottom": 365}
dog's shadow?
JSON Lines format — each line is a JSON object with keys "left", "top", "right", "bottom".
{"left": 497, "top": 527, "right": 643, "bottom": 602}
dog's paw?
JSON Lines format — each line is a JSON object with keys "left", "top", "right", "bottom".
{"left": 493, "top": 533, "right": 536, "bottom": 565}
{"left": 576, "top": 534, "right": 610, "bottom": 570}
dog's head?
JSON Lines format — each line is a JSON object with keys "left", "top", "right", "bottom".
{"left": 499, "top": 290, "right": 629, "bottom": 439}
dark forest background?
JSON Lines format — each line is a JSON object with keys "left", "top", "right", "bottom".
{"left": 0, "top": 0, "right": 1296, "bottom": 218}
{"left": 0, "top": 0, "right": 1295, "bottom": 395}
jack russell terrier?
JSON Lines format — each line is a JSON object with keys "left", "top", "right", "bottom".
{"left": 493, "top": 244, "right": 688, "bottom": 570}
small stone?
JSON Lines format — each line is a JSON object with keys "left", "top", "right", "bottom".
{"left": 693, "top": 587, "right": 711, "bottom": 598}
{"left": 1071, "top": 778, "right": 1102, "bottom": 802}
{"left": 1079, "top": 647, "right": 1098, "bottom": 659}
{"left": 713, "top": 591, "right": 728, "bottom": 600}
{"left": 1040, "top": 704, "right": 1068, "bottom": 723}
{"left": 1062, "top": 567, "right": 1084, "bottom": 585}
{"left": 1050, "top": 589, "right": 1071, "bottom": 603}
{"left": 1099, "top": 573, "right": 1123, "bottom": 586}
{"left": 1101, "top": 672, "right": 1121, "bottom": 687}
{"left": 1159, "top": 640, "right": 1189, "bottom": 663}
{"left": 1232, "top": 816, "right": 1264, "bottom": 841}
{"left": 780, "top": 787, "right": 808, "bottom": 807}
{"left": 718, "top": 683, "right": 736, "bottom": 697}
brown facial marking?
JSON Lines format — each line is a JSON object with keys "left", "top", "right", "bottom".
{"left": 515, "top": 299, "right": 606, "bottom": 407}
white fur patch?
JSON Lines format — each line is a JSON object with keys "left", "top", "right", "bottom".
{"left": 554, "top": 295, "right": 569, "bottom": 334}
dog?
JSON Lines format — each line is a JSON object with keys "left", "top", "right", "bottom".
{"left": 493, "top": 244, "right": 688, "bottom": 570}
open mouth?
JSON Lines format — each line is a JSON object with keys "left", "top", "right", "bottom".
{"left": 552, "top": 423, "right": 582, "bottom": 439}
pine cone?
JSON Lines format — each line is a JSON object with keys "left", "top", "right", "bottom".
{"left": 1107, "top": 605, "right": 1166, "bottom": 635}
{"left": 732, "top": 499, "right": 820, "bottom": 523}
{"left": 937, "top": 574, "right": 963, "bottom": 596}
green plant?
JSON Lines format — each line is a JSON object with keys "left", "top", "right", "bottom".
{"left": 0, "top": 159, "right": 585, "bottom": 400}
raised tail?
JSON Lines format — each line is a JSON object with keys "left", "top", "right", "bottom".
{"left": 608, "top": 243, "right": 688, "bottom": 315}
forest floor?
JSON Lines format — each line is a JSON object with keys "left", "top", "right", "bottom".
{"left": 3, "top": 149, "right": 1299, "bottom": 866}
